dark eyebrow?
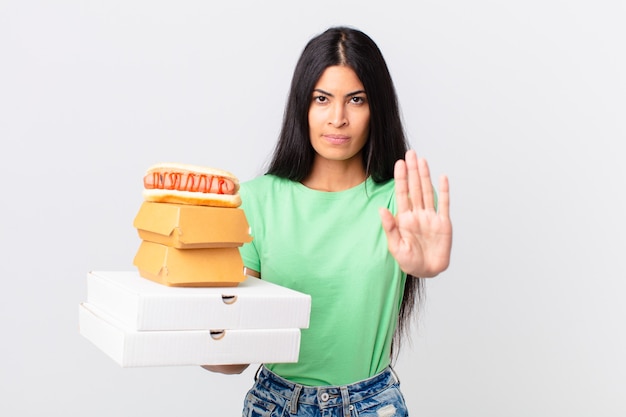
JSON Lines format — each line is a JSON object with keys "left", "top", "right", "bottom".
{"left": 313, "top": 88, "right": 366, "bottom": 98}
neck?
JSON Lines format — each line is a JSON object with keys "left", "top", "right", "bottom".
{"left": 301, "top": 157, "right": 366, "bottom": 192}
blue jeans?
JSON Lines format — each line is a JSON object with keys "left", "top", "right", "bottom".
{"left": 242, "top": 365, "right": 408, "bottom": 416}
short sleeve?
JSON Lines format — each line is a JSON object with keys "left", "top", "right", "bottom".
{"left": 238, "top": 181, "right": 261, "bottom": 273}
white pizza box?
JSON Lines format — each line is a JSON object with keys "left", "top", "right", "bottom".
{"left": 79, "top": 302, "right": 302, "bottom": 367}
{"left": 85, "top": 270, "right": 311, "bottom": 331}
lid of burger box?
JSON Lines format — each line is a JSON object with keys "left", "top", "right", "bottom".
{"left": 133, "top": 202, "right": 253, "bottom": 248}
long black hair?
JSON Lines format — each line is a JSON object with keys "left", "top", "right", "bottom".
{"left": 266, "top": 26, "right": 423, "bottom": 358}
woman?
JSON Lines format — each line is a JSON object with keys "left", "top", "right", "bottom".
{"left": 205, "top": 26, "right": 452, "bottom": 416}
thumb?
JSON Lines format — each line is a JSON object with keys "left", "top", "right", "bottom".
{"left": 379, "top": 208, "right": 400, "bottom": 246}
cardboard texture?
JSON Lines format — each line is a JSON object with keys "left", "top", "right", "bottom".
{"left": 133, "top": 241, "right": 246, "bottom": 287}
{"left": 79, "top": 303, "right": 302, "bottom": 367}
{"left": 133, "top": 202, "right": 252, "bottom": 248}
{"left": 86, "top": 271, "right": 311, "bottom": 331}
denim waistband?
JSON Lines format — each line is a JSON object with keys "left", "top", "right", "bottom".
{"left": 254, "top": 365, "right": 399, "bottom": 414}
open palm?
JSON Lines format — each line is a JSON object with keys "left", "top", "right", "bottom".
{"left": 380, "top": 150, "right": 453, "bottom": 278}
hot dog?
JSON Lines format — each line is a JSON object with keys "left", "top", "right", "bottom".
{"left": 142, "top": 162, "right": 242, "bottom": 208}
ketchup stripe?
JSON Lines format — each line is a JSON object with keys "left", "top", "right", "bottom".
{"left": 144, "top": 171, "right": 232, "bottom": 194}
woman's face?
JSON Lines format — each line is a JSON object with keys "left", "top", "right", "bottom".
{"left": 308, "top": 65, "right": 370, "bottom": 165}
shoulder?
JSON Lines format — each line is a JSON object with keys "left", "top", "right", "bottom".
{"left": 240, "top": 174, "right": 292, "bottom": 193}
{"left": 365, "top": 177, "right": 396, "bottom": 212}
{"left": 367, "top": 177, "right": 395, "bottom": 197}
{"left": 370, "top": 177, "right": 395, "bottom": 190}
{"left": 239, "top": 175, "right": 298, "bottom": 205}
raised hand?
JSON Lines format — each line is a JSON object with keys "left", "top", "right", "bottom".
{"left": 379, "top": 149, "right": 452, "bottom": 278}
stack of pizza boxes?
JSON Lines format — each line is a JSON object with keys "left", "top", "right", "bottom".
{"left": 78, "top": 166, "right": 311, "bottom": 368}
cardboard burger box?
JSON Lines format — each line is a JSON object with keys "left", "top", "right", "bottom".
{"left": 79, "top": 271, "right": 312, "bottom": 367}
{"left": 132, "top": 201, "right": 253, "bottom": 287}
{"left": 133, "top": 201, "right": 253, "bottom": 249}
{"left": 133, "top": 240, "right": 246, "bottom": 287}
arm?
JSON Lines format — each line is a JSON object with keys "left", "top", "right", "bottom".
{"left": 379, "top": 149, "right": 452, "bottom": 278}
{"left": 200, "top": 268, "right": 261, "bottom": 375}
{"left": 244, "top": 267, "right": 261, "bottom": 278}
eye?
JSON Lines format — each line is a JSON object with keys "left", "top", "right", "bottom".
{"left": 313, "top": 95, "right": 328, "bottom": 103}
{"left": 350, "top": 96, "right": 366, "bottom": 105}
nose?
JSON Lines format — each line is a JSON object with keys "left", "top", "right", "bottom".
{"left": 329, "top": 103, "right": 348, "bottom": 127}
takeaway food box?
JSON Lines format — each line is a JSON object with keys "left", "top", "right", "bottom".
{"left": 79, "top": 271, "right": 311, "bottom": 367}
{"left": 132, "top": 201, "right": 253, "bottom": 287}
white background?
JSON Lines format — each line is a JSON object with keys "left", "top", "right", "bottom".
{"left": 1, "top": 1, "right": 625, "bottom": 416}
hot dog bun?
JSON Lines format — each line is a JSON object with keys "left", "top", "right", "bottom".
{"left": 142, "top": 162, "right": 242, "bottom": 208}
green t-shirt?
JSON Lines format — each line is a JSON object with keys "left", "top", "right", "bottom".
{"left": 239, "top": 174, "right": 406, "bottom": 386}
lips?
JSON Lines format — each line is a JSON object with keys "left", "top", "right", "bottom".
{"left": 324, "top": 134, "right": 350, "bottom": 145}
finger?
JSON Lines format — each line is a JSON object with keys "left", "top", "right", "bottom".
{"left": 379, "top": 208, "right": 401, "bottom": 251}
{"left": 405, "top": 149, "right": 423, "bottom": 210}
{"left": 418, "top": 158, "right": 436, "bottom": 210}
{"left": 394, "top": 158, "right": 411, "bottom": 213}
{"left": 437, "top": 174, "right": 450, "bottom": 218}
